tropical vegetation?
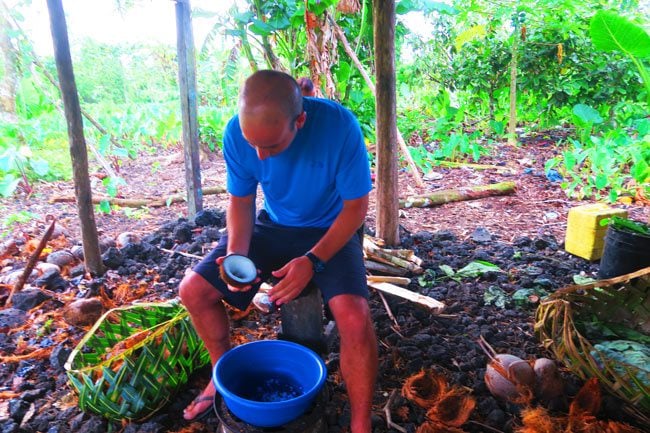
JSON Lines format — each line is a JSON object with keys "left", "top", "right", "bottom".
{"left": 0, "top": 0, "right": 648, "bottom": 211}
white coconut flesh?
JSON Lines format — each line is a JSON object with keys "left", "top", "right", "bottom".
{"left": 223, "top": 255, "right": 256, "bottom": 283}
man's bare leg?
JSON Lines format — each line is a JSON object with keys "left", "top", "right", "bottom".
{"left": 179, "top": 271, "right": 231, "bottom": 420}
{"left": 329, "top": 294, "right": 378, "bottom": 433}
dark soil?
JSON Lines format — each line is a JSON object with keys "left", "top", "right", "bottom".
{"left": 0, "top": 135, "right": 648, "bottom": 433}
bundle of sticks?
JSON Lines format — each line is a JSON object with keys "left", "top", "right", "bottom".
{"left": 363, "top": 235, "right": 424, "bottom": 276}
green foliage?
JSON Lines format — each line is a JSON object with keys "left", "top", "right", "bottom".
{"left": 545, "top": 116, "right": 649, "bottom": 202}
{"left": 589, "top": 10, "right": 650, "bottom": 103}
{"left": 603, "top": 216, "right": 650, "bottom": 236}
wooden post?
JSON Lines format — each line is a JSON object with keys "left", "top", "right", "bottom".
{"left": 373, "top": 0, "right": 400, "bottom": 246}
{"left": 46, "top": 0, "right": 104, "bottom": 276}
{"left": 175, "top": 0, "right": 202, "bottom": 216}
{"left": 279, "top": 283, "right": 327, "bottom": 355}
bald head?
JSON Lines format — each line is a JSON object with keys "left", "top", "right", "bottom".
{"left": 239, "top": 70, "right": 303, "bottom": 129}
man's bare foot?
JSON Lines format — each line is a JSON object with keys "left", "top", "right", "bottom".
{"left": 183, "top": 383, "right": 216, "bottom": 421}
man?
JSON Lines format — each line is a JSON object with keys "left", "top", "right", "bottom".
{"left": 179, "top": 70, "right": 378, "bottom": 433}
{"left": 297, "top": 76, "right": 316, "bottom": 97}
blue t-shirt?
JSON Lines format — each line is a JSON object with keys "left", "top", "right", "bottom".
{"left": 223, "top": 97, "right": 372, "bottom": 228}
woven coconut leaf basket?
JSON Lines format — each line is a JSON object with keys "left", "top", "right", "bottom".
{"left": 535, "top": 266, "right": 650, "bottom": 424}
{"left": 64, "top": 300, "right": 209, "bottom": 422}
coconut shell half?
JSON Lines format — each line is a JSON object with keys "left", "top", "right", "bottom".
{"left": 220, "top": 254, "right": 257, "bottom": 288}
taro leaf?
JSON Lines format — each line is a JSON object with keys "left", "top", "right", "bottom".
{"left": 438, "top": 264, "right": 455, "bottom": 277}
{"left": 29, "top": 158, "right": 50, "bottom": 176}
{"left": 590, "top": 10, "right": 650, "bottom": 58}
{"left": 592, "top": 340, "right": 650, "bottom": 387}
{"left": 484, "top": 285, "right": 508, "bottom": 308}
{"left": 573, "top": 104, "right": 603, "bottom": 127}
{"left": 0, "top": 174, "right": 21, "bottom": 197}
{"left": 456, "top": 260, "right": 503, "bottom": 278}
{"left": 512, "top": 287, "right": 549, "bottom": 307}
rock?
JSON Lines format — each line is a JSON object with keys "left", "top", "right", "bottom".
{"left": 11, "top": 289, "right": 52, "bottom": 311}
{"left": 70, "top": 245, "right": 84, "bottom": 260}
{"left": 69, "top": 264, "right": 86, "bottom": 278}
{"left": 49, "top": 345, "right": 72, "bottom": 371}
{"left": 0, "top": 269, "right": 37, "bottom": 286}
{"left": 35, "top": 262, "right": 61, "bottom": 276}
{"left": 173, "top": 223, "right": 193, "bottom": 244}
{"left": 0, "top": 308, "right": 27, "bottom": 331}
{"left": 471, "top": 227, "right": 492, "bottom": 243}
{"left": 117, "top": 232, "right": 140, "bottom": 248}
{"left": 63, "top": 298, "right": 104, "bottom": 327}
{"left": 99, "top": 238, "right": 116, "bottom": 253}
{"left": 101, "top": 247, "right": 124, "bottom": 269}
{"left": 33, "top": 271, "right": 68, "bottom": 292}
{"left": 193, "top": 209, "right": 225, "bottom": 227}
{"left": 8, "top": 399, "right": 29, "bottom": 422}
{"left": 0, "top": 238, "right": 18, "bottom": 258}
{"left": 45, "top": 250, "right": 76, "bottom": 268}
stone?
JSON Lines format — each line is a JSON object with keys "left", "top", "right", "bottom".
{"left": 11, "top": 289, "right": 52, "bottom": 311}
{"left": 0, "top": 308, "right": 27, "bottom": 331}
{"left": 46, "top": 250, "right": 76, "bottom": 268}
{"left": 63, "top": 298, "right": 103, "bottom": 327}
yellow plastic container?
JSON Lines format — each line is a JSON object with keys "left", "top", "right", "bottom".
{"left": 565, "top": 203, "right": 627, "bottom": 261}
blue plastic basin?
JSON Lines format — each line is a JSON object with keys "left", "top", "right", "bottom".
{"left": 212, "top": 340, "right": 327, "bottom": 427}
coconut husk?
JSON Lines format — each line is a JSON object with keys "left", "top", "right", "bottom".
{"left": 516, "top": 407, "right": 564, "bottom": 433}
{"left": 401, "top": 370, "right": 448, "bottom": 408}
{"left": 425, "top": 389, "right": 476, "bottom": 427}
{"left": 416, "top": 420, "right": 465, "bottom": 433}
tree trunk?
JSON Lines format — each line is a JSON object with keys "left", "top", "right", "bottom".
{"left": 0, "top": 6, "right": 18, "bottom": 124}
{"left": 175, "top": 0, "right": 203, "bottom": 217}
{"left": 507, "top": 30, "right": 519, "bottom": 146}
{"left": 399, "top": 181, "right": 516, "bottom": 208}
{"left": 46, "top": 0, "right": 104, "bottom": 276}
{"left": 373, "top": 0, "right": 400, "bottom": 246}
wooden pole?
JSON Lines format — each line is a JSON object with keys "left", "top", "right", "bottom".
{"left": 507, "top": 24, "right": 519, "bottom": 146}
{"left": 373, "top": 0, "right": 400, "bottom": 246}
{"left": 175, "top": 0, "right": 203, "bottom": 217}
{"left": 46, "top": 0, "right": 104, "bottom": 276}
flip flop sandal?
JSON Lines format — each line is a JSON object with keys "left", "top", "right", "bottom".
{"left": 184, "top": 394, "right": 215, "bottom": 421}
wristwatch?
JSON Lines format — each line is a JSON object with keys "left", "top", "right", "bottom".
{"left": 305, "top": 251, "right": 326, "bottom": 273}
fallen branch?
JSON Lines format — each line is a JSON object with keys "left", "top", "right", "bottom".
{"left": 6, "top": 216, "right": 56, "bottom": 307}
{"left": 376, "top": 290, "right": 401, "bottom": 331}
{"left": 366, "top": 275, "right": 411, "bottom": 286}
{"left": 368, "top": 281, "right": 445, "bottom": 313}
{"left": 50, "top": 185, "right": 226, "bottom": 208}
{"left": 400, "top": 181, "right": 516, "bottom": 208}
{"left": 159, "top": 248, "right": 203, "bottom": 260}
{"left": 365, "top": 260, "right": 409, "bottom": 276}
{"left": 383, "top": 389, "right": 407, "bottom": 433}
{"left": 432, "top": 160, "right": 516, "bottom": 173}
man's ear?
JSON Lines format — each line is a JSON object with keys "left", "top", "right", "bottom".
{"left": 296, "top": 111, "right": 307, "bottom": 129}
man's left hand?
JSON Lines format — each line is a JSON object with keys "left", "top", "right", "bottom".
{"left": 269, "top": 256, "right": 314, "bottom": 306}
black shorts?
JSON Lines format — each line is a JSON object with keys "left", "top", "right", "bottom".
{"left": 192, "top": 210, "right": 368, "bottom": 310}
